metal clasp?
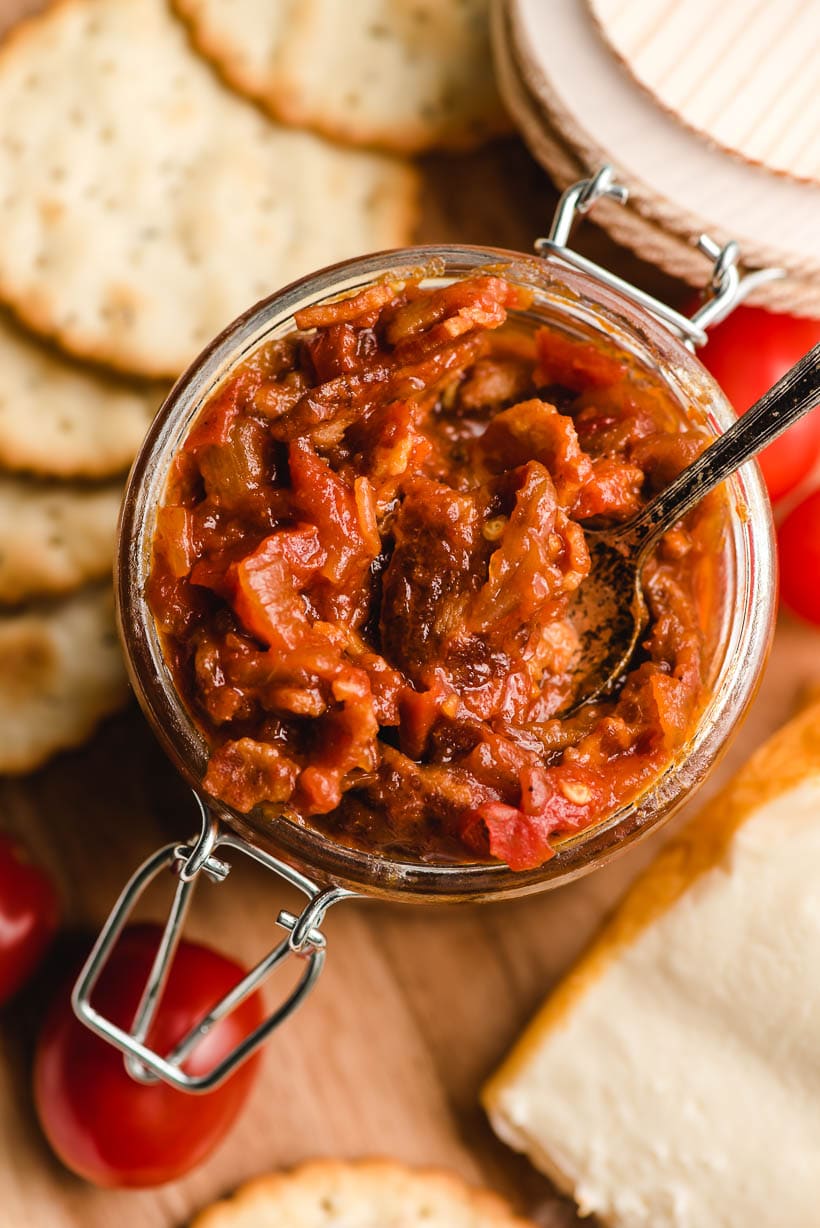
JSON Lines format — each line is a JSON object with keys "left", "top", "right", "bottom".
{"left": 536, "top": 165, "right": 785, "bottom": 349}
{"left": 72, "top": 794, "right": 357, "bottom": 1093}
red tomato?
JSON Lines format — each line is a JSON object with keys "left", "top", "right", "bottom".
{"left": 699, "top": 305, "right": 820, "bottom": 503}
{"left": 34, "top": 923, "right": 263, "bottom": 1187}
{"left": 778, "top": 487, "right": 820, "bottom": 626}
{"left": 0, "top": 832, "right": 59, "bottom": 1006}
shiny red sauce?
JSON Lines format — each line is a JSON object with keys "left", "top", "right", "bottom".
{"left": 147, "top": 275, "right": 722, "bottom": 870}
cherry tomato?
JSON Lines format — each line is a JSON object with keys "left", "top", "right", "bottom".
{"left": 778, "top": 487, "right": 820, "bottom": 626}
{"left": 34, "top": 923, "right": 263, "bottom": 1187}
{"left": 0, "top": 832, "right": 59, "bottom": 1006}
{"left": 698, "top": 305, "right": 820, "bottom": 503}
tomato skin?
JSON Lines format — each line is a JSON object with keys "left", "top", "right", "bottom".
{"left": 34, "top": 923, "right": 263, "bottom": 1188}
{"left": 778, "top": 487, "right": 820, "bottom": 626}
{"left": 699, "top": 306, "right": 820, "bottom": 503}
{"left": 0, "top": 833, "right": 59, "bottom": 1006}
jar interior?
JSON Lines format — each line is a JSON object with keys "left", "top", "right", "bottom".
{"left": 118, "top": 246, "right": 773, "bottom": 903}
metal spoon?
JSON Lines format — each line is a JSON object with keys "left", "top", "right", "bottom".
{"left": 565, "top": 342, "right": 820, "bottom": 713}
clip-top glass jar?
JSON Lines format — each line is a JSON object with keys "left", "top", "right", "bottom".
{"left": 73, "top": 169, "right": 777, "bottom": 1093}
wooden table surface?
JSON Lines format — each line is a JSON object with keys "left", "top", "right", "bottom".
{"left": 0, "top": 2, "right": 818, "bottom": 1225}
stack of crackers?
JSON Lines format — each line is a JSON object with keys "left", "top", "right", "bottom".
{"left": 0, "top": 0, "right": 507, "bottom": 776}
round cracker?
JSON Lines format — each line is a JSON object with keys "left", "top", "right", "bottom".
{"left": 0, "top": 310, "right": 162, "bottom": 477}
{"left": 0, "top": 475, "right": 121, "bottom": 604}
{"left": 192, "top": 1159, "right": 534, "bottom": 1228}
{"left": 0, "top": 0, "right": 420, "bottom": 378}
{"left": 0, "top": 585, "right": 128, "bottom": 775}
{"left": 174, "top": 0, "right": 509, "bottom": 155}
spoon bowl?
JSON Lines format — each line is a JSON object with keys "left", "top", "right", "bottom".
{"left": 565, "top": 342, "right": 820, "bottom": 712}
{"left": 564, "top": 529, "right": 648, "bottom": 713}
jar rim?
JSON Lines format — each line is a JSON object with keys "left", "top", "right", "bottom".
{"left": 116, "top": 243, "right": 776, "bottom": 903}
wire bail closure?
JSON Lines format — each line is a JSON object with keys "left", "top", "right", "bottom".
{"left": 74, "top": 166, "right": 786, "bottom": 1092}
{"left": 536, "top": 165, "right": 785, "bottom": 349}
{"left": 72, "top": 794, "right": 356, "bottom": 1093}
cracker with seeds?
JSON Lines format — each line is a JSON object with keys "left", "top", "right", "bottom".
{"left": 0, "top": 585, "right": 128, "bottom": 774}
{"left": 0, "top": 0, "right": 419, "bottom": 378}
{"left": 0, "top": 476, "right": 121, "bottom": 604}
{"left": 174, "top": 0, "right": 508, "bottom": 154}
{"left": 192, "top": 1160, "right": 534, "bottom": 1228}
{"left": 0, "top": 311, "right": 161, "bottom": 477}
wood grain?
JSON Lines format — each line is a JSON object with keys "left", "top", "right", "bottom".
{"left": 506, "top": 0, "right": 820, "bottom": 316}
{"left": 589, "top": 0, "right": 820, "bottom": 185}
{"left": 0, "top": 2, "right": 818, "bottom": 1226}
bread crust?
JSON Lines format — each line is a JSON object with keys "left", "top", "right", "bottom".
{"left": 484, "top": 698, "right": 820, "bottom": 1102}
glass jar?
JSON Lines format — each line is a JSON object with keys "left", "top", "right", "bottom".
{"left": 76, "top": 171, "right": 777, "bottom": 1091}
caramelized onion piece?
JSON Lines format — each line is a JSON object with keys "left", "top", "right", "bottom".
{"left": 148, "top": 276, "right": 714, "bottom": 870}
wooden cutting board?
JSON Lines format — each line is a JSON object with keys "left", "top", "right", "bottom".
{"left": 0, "top": 2, "right": 818, "bottom": 1226}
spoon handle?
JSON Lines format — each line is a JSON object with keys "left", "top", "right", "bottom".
{"left": 627, "top": 342, "right": 820, "bottom": 548}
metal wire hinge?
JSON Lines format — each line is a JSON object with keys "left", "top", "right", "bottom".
{"left": 535, "top": 165, "right": 785, "bottom": 349}
{"left": 71, "top": 794, "right": 357, "bottom": 1093}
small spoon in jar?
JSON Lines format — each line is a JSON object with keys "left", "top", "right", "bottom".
{"left": 565, "top": 342, "right": 820, "bottom": 713}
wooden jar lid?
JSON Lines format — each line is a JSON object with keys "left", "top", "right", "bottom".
{"left": 589, "top": 0, "right": 820, "bottom": 187}
{"left": 494, "top": 0, "right": 820, "bottom": 315}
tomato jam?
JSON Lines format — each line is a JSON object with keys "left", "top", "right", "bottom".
{"left": 147, "top": 275, "right": 722, "bottom": 870}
